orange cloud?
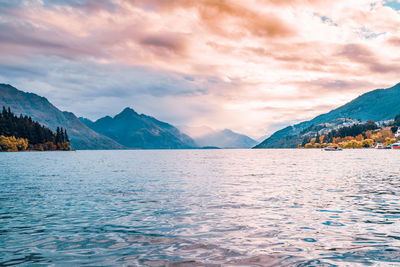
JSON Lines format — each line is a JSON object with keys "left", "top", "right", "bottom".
{"left": 139, "top": 33, "right": 188, "bottom": 57}
{"left": 125, "top": 0, "right": 296, "bottom": 39}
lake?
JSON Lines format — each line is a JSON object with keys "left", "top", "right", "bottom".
{"left": 1, "top": 149, "right": 400, "bottom": 266}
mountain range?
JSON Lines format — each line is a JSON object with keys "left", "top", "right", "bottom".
{"left": 0, "top": 83, "right": 256, "bottom": 150}
{"left": 255, "top": 83, "right": 400, "bottom": 148}
{"left": 80, "top": 108, "right": 196, "bottom": 149}
{"left": 3, "top": 82, "right": 400, "bottom": 150}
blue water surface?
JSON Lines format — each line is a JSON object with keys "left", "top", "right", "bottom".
{"left": 1, "top": 149, "right": 400, "bottom": 266}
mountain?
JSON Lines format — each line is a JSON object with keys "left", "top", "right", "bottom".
{"left": 0, "top": 84, "right": 124, "bottom": 150}
{"left": 256, "top": 134, "right": 269, "bottom": 143}
{"left": 180, "top": 126, "right": 258, "bottom": 148}
{"left": 80, "top": 107, "right": 197, "bottom": 149}
{"left": 255, "top": 82, "right": 400, "bottom": 148}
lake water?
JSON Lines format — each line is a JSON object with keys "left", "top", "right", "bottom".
{"left": 1, "top": 149, "right": 400, "bottom": 266}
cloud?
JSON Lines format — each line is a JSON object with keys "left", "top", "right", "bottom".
{"left": 0, "top": 55, "right": 234, "bottom": 125}
{"left": 387, "top": 36, "right": 400, "bottom": 46}
{"left": 0, "top": 22, "right": 66, "bottom": 49}
{"left": 139, "top": 33, "right": 188, "bottom": 57}
{"left": 0, "top": 0, "right": 400, "bottom": 137}
{"left": 338, "top": 43, "right": 400, "bottom": 73}
{"left": 128, "top": 0, "right": 297, "bottom": 39}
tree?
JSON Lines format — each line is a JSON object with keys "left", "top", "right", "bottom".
{"left": 320, "top": 135, "right": 326, "bottom": 144}
{"left": 362, "top": 139, "right": 374, "bottom": 148}
{"left": 315, "top": 133, "right": 320, "bottom": 144}
{"left": 0, "top": 135, "right": 28, "bottom": 152}
{"left": 305, "top": 143, "right": 313, "bottom": 148}
{"left": 56, "top": 127, "right": 61, "bottom": 144}
{"left": 301, "top": 136, "right": 310, "bottom": 147}
{"left": 383, "top": 137, "right": 397, "bottom": 148}
{"left": 60, "top": 127, "right": 65, "bottom": 143}
{"left": 64, "top": 128, "right": 69, "bottom": 142}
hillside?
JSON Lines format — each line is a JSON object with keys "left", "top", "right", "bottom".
{"left": 255, "top": 83, "right": 400, "bottom": 148}
{"left": 0, "top": 84, "right": 124, "bottom": 150}
{"left": 80, "top": 107, "right": 197, "bottom": 149}
{"left": 0, "top": 107, "right": 71, "bottom": 151}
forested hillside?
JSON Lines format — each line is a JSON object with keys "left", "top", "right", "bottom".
{"left": 0, "top": 106, "right": 70, "bottom": 151}
{"left": 255, "top": 83, "right": 400, "bottom": 148}
{"left": 0, "top": 84, "right": 124, "bottom": 150}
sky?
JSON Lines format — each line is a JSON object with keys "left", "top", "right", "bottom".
{"left": 0, "top": 0, "right": 400, "bottom": 138}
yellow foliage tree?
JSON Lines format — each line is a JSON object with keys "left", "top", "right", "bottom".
{"left": 365, "top": 130, "right": 373, "bottom": 139}
{"left": 383, "top": 137, "right": 397, "bottom": 148}
{"left": 305, "top": 143, "right": 313, "bottom": 148}
{"left": 355, "top": 134, "right": 364, "bottom": 141}
{"left": 339, "top": 140, "right": 363, "bottom": 149}
{"left": 361, "top": 139, "right": 374, "bottom": 148}
{"left": 0, "top": 135, "right": 28, "bottom": 152}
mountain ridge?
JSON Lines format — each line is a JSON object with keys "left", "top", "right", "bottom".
{"left": 0, "top": 84, "right": 124, "bottom": 150}
{"left": 80, "top": 107, "right": 197, "bottom": 149}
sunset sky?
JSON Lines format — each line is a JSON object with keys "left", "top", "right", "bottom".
{"left": 1, "top": 0, "right": 400, "bottom": 138}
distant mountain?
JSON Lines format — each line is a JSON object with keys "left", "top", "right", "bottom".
{"left": 0, "top": 84, "right": 124, "bottom": 150}
{"left": 180, "top": 126, "right": 258, "bottom": 148}
{"left": 255, "top": 82, "right": 400, "bottom": 148}
{"left": 80, "top": 107, "right": 197, "bottom": 149}
{"left": 179, "top": 125, "right": 215, "bottom": 139}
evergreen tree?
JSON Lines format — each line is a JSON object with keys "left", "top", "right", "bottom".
{"left": 315, "top": 133, "right": 320, "bottom": 143}
{"left": 64, "top": 129, "right": 69, "bottom": 142}
{"left": 56, "top": 127, "right": 61, "bottom": 144}
{"left": 60, "top": 127, "right": 65, "bottom": 143}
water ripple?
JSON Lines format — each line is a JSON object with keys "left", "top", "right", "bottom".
{"left": 1, "top": 149, "right": 400, "bottom": 266}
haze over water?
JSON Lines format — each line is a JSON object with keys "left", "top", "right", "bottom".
{"left": 1, "top": 150, "right": 400, "bottom": 266}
